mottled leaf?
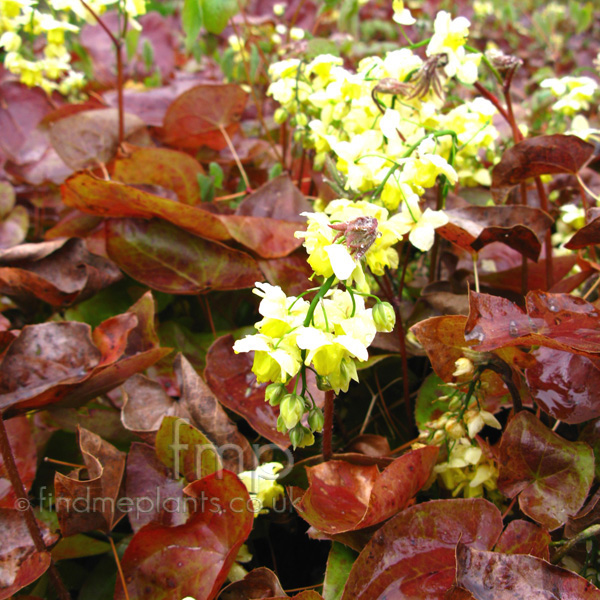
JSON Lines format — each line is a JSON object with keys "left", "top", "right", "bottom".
{"left": 162, "top": 84, "right": 248, "bottom": 151}
{"left": 115, "top": 470, "right": 253, "bottom": 600}
{"left": 54, "top": 427, "right": 126, "bottom": 535}
{"left": 498, "top": 411, "right": 594, "bottom": 530}
{"left": 455, "top": 544, "right": 600, "bottom": 599}
{"left": 494, "top": 520, "right": 551, "bottom": 559}
{"left": 111, "top": 146, "right": 204, "bottom": 205}
{"left": 106, "top": 218, "right": 262, "bottom": 294}
{"left": 62, "top": 172, "right": 229, "bottom": 241}
{"left": 292, "top": 446, "right": 438, "bottom": 534}
{"left": 175, "top": 354, "right": 257, "bottom": 473}
{"left": 491, "top": 135, "right": 594, "bottom": 202}
{"left": 341, "top": 498, "right": 503, "bottom": 600}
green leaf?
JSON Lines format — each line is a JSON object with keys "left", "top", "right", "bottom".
{"left": 182, "top": 0, "right": 203, "bottom": 50}
{"left": 124, "top": 28, "right": 140, "bottom": 61}
{"left": 415, "top": 372, "right": 456, "bottom": 430}
{"left": 201, "top": 0, "right": 240, "bottom": 34}
{"left": 323, "top": 543, "right": 358, "bottom": 600}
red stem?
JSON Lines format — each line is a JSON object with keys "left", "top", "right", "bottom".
{"left": 0, "top": 416, "right": 71, "bottom": 600}
{"left": 534, "top": 177, "right": 554, "bottom": 289}
{"left": 322, "top": 390, "right": 334, "bottom": 462}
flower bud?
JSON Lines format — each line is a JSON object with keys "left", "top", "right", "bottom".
{"left": 316, "top": 375, "right": 332, "bottom": 391}
{"left": 372, "top": 302, "right": 396, "bottom": 333}
{"left": 290, "top": 425, "right": 315, "bottom": 449}
{"left": 444, "top": 417, "right": 466, "bottom": 440}
{"left": 308, "top": 408, "right": 325, "bottom": 433}
{"left": 447, "top": 397, "right": 463, "bottom": 412}
{"left": 265, "top": 383, "right": 286, "bottom": 406}
{"left": 453, "top": 357, "right": 474, "bottom": 378}
{"left": 279, "top": 393, "right": 305, "bottom": 430}
{"left": 276, "top": 415, "right": 287, "bottom": 434}
{"left": 274, "top": 107, "right": 288, "bottom": 124}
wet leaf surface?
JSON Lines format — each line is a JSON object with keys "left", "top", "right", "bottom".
{"left": 491, "top": 135, "right": 594, "bottom": 202}
{"left": 219, "top": 567, "right": 287, "bottom": 600}
{"left": 493, "top": 520, "right": 551, "bottom": 559}
{"left": 436, "top": 205, "right": 553, "bottom": 261}
{"left": 341, "top": 498, "right": 503, "bottom": 600}
{"left": 455, "top": 544, "right": 600, "bottom": 599}
{"left": 497, "top": 411, "right": 594, "bottom": 530}
{"left": 465, "top": 290, "right": 600, "bottom": 356}
{"left": 115, "top": 470, "right": 253, "bottom": 600}
{"left": 162, "top": 83, "right": 248, "bottom": 150}
{"left": 525, "top": 347, "right": 600, "bottom": 423}
{"left": 105, "top": 218, "right": 262, "bottom": 294}
{"left": 291, "top": 446, "right": 438, "bottom": 535}
{"left": 54, "top": 427, "right": 126, "bottom": 535}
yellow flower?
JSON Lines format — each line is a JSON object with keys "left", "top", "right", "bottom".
{"left": 238, "top": 462, "right": 285, "bottom": 516}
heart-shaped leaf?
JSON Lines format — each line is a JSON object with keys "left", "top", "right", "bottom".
{"left": 219, "top": 567, "right": 286, "bottom": 600}
{"left": 341, "top": 498, "right": 503, "bottom": 600}
{"left": 291, "top": 446, "right": 438, "bottom": 535}
{"left": 455, "top": 544, "right": 600, "bottom": 599}
{"left": 491, "top": 135, "right": 594, "bottom": 202}
{"left": 162, "top": 84, "right": 248, "bottom": 151}
{"left": 436, "top": 205, "right": 553, "bottom": 261}
{"left": 497, "top": 411, "right": 594, "bottom": 530}
{"left": 493, "top": 520, "right": 551, "bottom": 559}
{"left": 106, "top": 218, "right": 262, "bottom": 294}
{"left": 115, "top": 470, "right": 253, "bottom": 600}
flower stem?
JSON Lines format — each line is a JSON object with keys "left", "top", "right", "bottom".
{"left": 322, "top": 390, "right": 334, "bottom": 462}
{"left": 0, "top": 415, "right": 71, "bottom": 600}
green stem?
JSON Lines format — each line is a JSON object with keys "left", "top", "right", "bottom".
{"left": 303, "top": 275, "right": 336, "bottom": 327}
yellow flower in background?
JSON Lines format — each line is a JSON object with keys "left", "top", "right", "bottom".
{"left": 392, "top": 0, "right": 416, "bottom": 25}
{"left": 238, "top": 462, "right": 285, "bottom": 516}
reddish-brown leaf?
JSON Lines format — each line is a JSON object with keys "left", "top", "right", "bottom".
{"left": 0, "top": 238, "right": 122, "bottom": 308}
{"left": 494, "top": 520, "right": 551, "bottom": 559}
{"left": 491, "top": 135, "right": 594, "bottom": 202}
{"left": 62, "top": 172, "right": 229, "bottom": 241}
{"left": 565, "top": 207, "right": 600, "bottom": 249}
{"left": 341, "top": 498, "right": 503, "bottom": 600}
{"left": 291, "top": 446, "right": 438, "bottom": 535}
{"left": 525, "top": 347, "right": 600, "bottom": 423}
{"left": 204, "top": 334, "right": 290, "bottom": 449}
{"left": 0, "top": 509, "right": 56, "bottom": 598}
{"left": 115, "top": 470, "right": 253, "bottom": 600}
{"left": 465, "top": 290, "right": 600, "bottom": 356}
{"left": 105, "top": 218, "right": 262, "bottom": 294}
{"left": 176, "top": 354, "right": 257, "bottom": 473}
{"left": 258, "top": 250, "right": 315, "bottom": 296}
{"left": 219, "top": 567, "right": 286, "bottom": 600}
{"left": 111, "top": 146, "right": 204, "bottom": 205}
{"left": 498, "top": 411, "right": 594, "bottom": 530}
{"left": 162, "top": 84, "right": 248, "bottom": 151}
{"left": 125, "top": 442, "right": 187, "bottom": 533}
{"left": 455, "top": 544, "right": 600, "bottom": 599}
{"left": 436, "top": 206, "right": 553, "bottom": 261}
{"left": 48, "top": 109, "right": 151, "bottom": 171}
{"left": 0, "top": 417, "right": 37, "bottom": 509}
{"left": 54, "top": 427, "right": 126, "bottom": 535}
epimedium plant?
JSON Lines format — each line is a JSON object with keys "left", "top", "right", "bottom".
{"left": 0, "top": 1, "right": 600, "bottom": 600}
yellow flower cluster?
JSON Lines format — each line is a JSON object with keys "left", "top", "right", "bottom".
{"left": 267, "top": 10, "right": 497, "bottom": 205}
{"left": 295, "top": 198, "right": 448, "bottom": 292}
{"left": 418, "top": 358, "right": 502, "bottom": 498}
{"left": 0, "top": 0, "right": 146, "bottom": 95}
{"left": 540, "top": 76, "right": 598, "bottom": 116}
{"left": 238, "top": 462, "right": 285, "bottom": 516}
